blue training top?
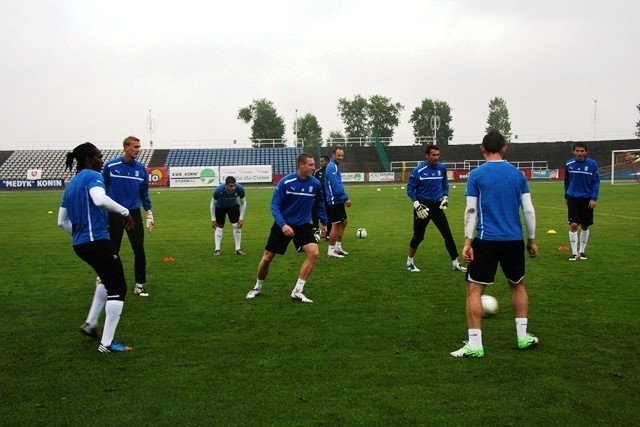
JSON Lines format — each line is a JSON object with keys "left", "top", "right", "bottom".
{"left": 271, "top": 173, "right": 327, "bottom": 227}
{"left": 213, "top": 182, "right": 245, "bottom": 208}
{"left": 325, "top": 159, "right": 349, "bottom": 205}
{"left": 102, "top": 156, "right": 151, "bottom": 211}
{"left": 466, "top": 161, "right": 530, "bottom": 241}
{"left": 60, "top": 169, "right": 110, "bottom": 245}
{"left": 407, "top": 161, "right": 449, "bottom": 202}
{"left": 564, "top": 157, "right": 600, "bottom": 200}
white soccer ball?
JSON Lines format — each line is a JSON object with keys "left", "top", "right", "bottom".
{"left": 356, "top": 227, "right": 368, "bottom": 238}
{"left": 481, "top": 295, "right": 498, "bottom": 316}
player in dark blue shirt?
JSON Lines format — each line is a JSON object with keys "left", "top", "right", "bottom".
{"left": 451, "top": 131, "right": 539, "bottom": 358}
{"left": 405, "top": 145, "right": 466, "bottom": 273}
{"left": 58, "top": 142, "right": 134, "bottom": 353}
{"left": 211, "top": 176, "right": 247, "bottom": 255}
{"left": 564, "top": 143, "right": 600, "bottom": 261}
{"left": 102, "top": 136, "right": 153, "bottom": 297}
{"left": 325, "top": 146, "right": 351, "bottom": 258}
{"left": 246, "top": 153, "right": 327, "bottom": 303}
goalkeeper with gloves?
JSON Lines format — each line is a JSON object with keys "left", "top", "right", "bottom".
{"left": 405, "top": 144, "right": 466, "bottom": 273}
{"left": 102, "top": 136, "right": 154, "bottom": 297}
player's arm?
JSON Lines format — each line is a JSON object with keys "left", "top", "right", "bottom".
{"left": 590, "top": 162, "right": 600, "bottom": 208}
{"left": 57, "top": 207, "right": 72, "bottom": 235}
{"left": 237, "top": 197, "right": 246, "bottom": 228}
{"left": 462, "top": 196, "right": 478, "bottom": 263}
{"left": 139, "top": 168, "right": 154, "bottom": 230}
{"left": 521, "top": 192, "right": 538, "bottom": 257}
{"left": 89, "top": 186, "right": 134, "bottom": 230}
{"left": 210, "top": 198, "right": 217, "bottom": 228}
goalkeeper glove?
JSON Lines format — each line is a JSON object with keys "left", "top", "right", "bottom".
{"left": 413, "top": 201, "right": 429, "bottom": 219}
{"left": 439, "top": 196, "right": 449, "bottom": 210}
{"left": 145, "top": 210, "right": 155, "bottom": 231}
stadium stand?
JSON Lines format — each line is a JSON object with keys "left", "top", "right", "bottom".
{"left": 0, "top": 149, "right": 154, "bottom": 181}
{"left": 165, "top": 147, "right": 303, "bottom": 174}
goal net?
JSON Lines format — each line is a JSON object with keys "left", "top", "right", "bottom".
{"left": 610, "top": 149, "right": 640, "bottom": 185}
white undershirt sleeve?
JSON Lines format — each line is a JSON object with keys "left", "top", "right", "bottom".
{"left": 239, "top": 197, "right": 247, "bottom": 220}
{"left": 89, "top": 186, "right": 129, "bottom": 216}
{"left": 521, "top": 193, "right": 536, "bottom": 239}
{"left": 210, "top": 198, "right": 216, "bottom": 221}
{"left": 464, "top": 196, "right": 478, "bottom": 239}
{"left": 57, "top": 207, "right": 73, "bottom": 235}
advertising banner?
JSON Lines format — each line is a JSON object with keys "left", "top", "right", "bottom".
{"left": 27, "top": 169, "right": 42, "bottom": 180}
{"left": 531, "top": 169, "right": 559, "bottom": 179}
{"left": 220, "top": 165, "right": 273, "bottom": 183}
{"left": 0, "top": 178, "right": 65, "bottom": 190}
{"left": 147, "top": 167, "right": 169, "bottom": 187}
{"left": 342, "top": 172, "right": 365, "bottom": 183}
{"left": 169, "top": 166, "right": 220, "bottom": 188}
{"left": 368, "top": 172, "right": 395, "bottom": 182}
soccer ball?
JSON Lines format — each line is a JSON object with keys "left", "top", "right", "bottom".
{"left": 481, "top": 295, "right": 498, "bottom": 316}
{"left": 356, "top": 228, "right": 368, "bottom": 238}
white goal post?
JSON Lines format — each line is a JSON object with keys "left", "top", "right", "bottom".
{"left": 610, "top": 149, "right": 640, "bottom": 185}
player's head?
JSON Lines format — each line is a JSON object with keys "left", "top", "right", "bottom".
{"left": 573, "top": 143, "right": 588, "bottom": 161}
{"left": 225, "top": 175, "right": 237, "bottom": 192}
{"left": 425, "top": 144, "right": 441, "bottom": 165}
{"left": 122, "top": 136, "right": 141, "bottom": 161}
{"left": 331, "top": 146, "right": 345, "bottom": 163}
{"left": 319, "top": 155, "right": 329, "bottom": 168}
{"left": 65, "top": 142, "right": 103, "bottom": 173}
{"left": 481, "top": 130, "right": 506, "bottom": 154}
{"left": 297, "top": 153, "right": 316, "bottom": 178}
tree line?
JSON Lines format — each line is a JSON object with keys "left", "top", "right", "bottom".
{"left": 238, "top": 96, "right": 514, "bottom": 148}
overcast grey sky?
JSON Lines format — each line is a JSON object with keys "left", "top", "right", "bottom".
{"left": 1, "top": 0, "right": 638, "bottom": 149}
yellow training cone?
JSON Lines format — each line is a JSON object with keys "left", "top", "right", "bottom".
{"left": 547, "top": 229, "right": 557, "bottom": 234}
{"left": 47, "top": 210, "right": 53, "bottom": 214}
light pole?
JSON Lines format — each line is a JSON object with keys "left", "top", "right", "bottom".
{"left": 590, "top": 99, "right": 599, "bottom": 140}
{"left": 430, "top": 104, "right": 440, "bottom": 145}
{"left": 146, "top": 109, "right": 156, "bottom": 148}
{"left": 294, "top": 109, "right": 299, "bottom": 147}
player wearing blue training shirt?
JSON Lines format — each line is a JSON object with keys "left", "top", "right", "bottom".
{"left": 246, "top": 153, "right": 328, "bottom": 303}
{"left": 451, "top": 131, "right": 539, "bottom": 358}
{"left": 102, "top": 136, "right": 154, "bottom": 297}
{"left": 564, "top": 142, "right": 600, "bottom": 261}
{"left": 325, "top": 146, "right": 351, "bottom": 258}
{"left": 58, "top": 142, "right": 135, "bottom": 353}
{"left": 211, "top": 176, "right": 247, "bottom": 256}
{"left": 405, "top": 144, "right": 466, "bottom": 273}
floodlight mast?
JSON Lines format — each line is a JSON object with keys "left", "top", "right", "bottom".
{"left": 147, "top": 109, "right": 156, "bottom": 148}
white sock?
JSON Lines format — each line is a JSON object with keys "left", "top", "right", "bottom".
{"left": 407, "top": 257, "right": 414, "bottom": 265}
{"left": 232, "top": 223, "right": 242, "bottom": 251}
{"left": 336, "top": 241, "right": 343, "bottom": 251}
{"left": 255, "top": 279, "right": 264, "bottom": 290}
{"left": 468, "top": 329, "right": 482, "bottom": 349}
{"left": 293, "top": 278, "right": 306, "bottom": 293}
{"left": 101, "top": 300, "right": 124, "bottom": 347}
{"left": 569, "top": 231, "right": 578, "bottom": 255}
{"left": 85, "top": 283, "right": 107, "bottom": 327}
{"left": 214, "top": 227, "right": 224, "bottom": 251}
{"left": 515, "top": 317, "right": 528, "bottom": 339}
{"left": 579, "top": 229, "right": 589, "bottom": 253}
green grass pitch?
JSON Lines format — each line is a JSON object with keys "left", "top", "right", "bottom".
{"left": 0, "top": 182, "right": 638, "bottom": 425}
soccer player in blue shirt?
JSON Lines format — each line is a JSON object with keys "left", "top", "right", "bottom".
{"left": 211, "top": 176, "right": 247, "bottom": 256}
{"left": 58, "top": 142, "right": 135, "bottom": 353}
{"left": 451, "top": 131, "right": 539, "bottom": 358}
{"left": 325, "top": 146, "right": 351, "bottom": 258}
{"left": 246, "top": 154, "right": 328, "bottom": 303}
{"left": 102, "top": 136, "right": 154, "bottom": 297}
{"left": 406, "top": 145, "right": 467, "bottom": 273}
{"left": 564, "top": 143, "right": 600, "bottom": 261}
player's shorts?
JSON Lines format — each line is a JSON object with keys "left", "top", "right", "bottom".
{"left": 214, "top": 205, "right": 240, "bottom": 225}
{"left": 73, "top": 239, "right": 128, "bottom": 300}
{"left": 567, "top": 197, "right": 594, "bottom": 226}
{"left": 326, "top": 203, "right": 347, "bottom": 224}
{"left": 265, "top": 222, "right": 317, "bottom": 255}
{"left": 466, "top": 239, "right": 525, "bottom": 285}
